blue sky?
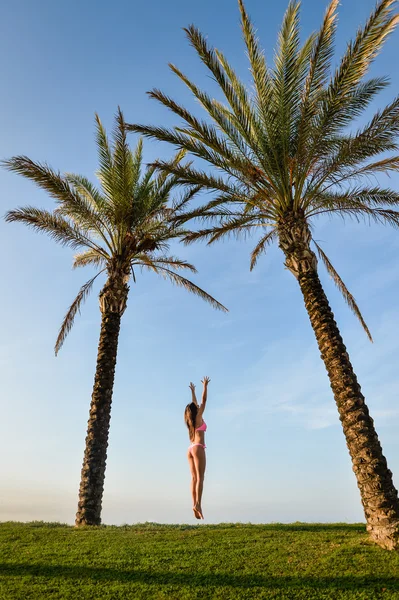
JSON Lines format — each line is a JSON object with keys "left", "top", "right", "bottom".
{"left": 1, "top": 0, "right": 399, "bottom": 525}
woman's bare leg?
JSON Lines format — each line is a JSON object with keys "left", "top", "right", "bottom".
{"left": 193, "top": 446, "right": 206, "bottom": 519}
{"left": 187, "top": 450, "right": 200, "bottom": 519}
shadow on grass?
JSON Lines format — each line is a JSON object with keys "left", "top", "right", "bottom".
{"left": 0, "top": 564, "right": 397, "bottom": 591}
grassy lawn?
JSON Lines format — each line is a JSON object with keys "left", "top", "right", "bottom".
{"left": 1, "top": 522, "right": 399, "bottom": 599}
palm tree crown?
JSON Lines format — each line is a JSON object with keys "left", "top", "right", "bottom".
{"left": 4, "top": 108, "right": 227, "bottom": 354}
{"left": 128, "top": 0, "right": 399, "bottom": 339}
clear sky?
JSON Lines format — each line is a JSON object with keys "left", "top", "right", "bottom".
{"left": 1, "top": 0, "right": 399, "bottom": 526}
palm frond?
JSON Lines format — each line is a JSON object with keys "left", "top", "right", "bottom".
{"left": 310, "top": 187, "right": 399, "bottom": 212}
{"left": 168, "top": 63, "right": 251, "bottom": 161}
{"left": 149, "top": 174, "right": 180, "bottom": 211}
{"left": 314, "top": 241, "right": 372, "bottom": 341}
{"left": 128, "top": 123, "right": 247, "bottom": 186}
{"left": 131, "top": 137, "right": 143, "bottom": 190}
{"left": 2, "top": 155, "right": 113, "bottom": 242}
{"left": 304, "top": 0, "right": 339, "bottom": 97}
{"left": 112, "top": 107, "right": 135, "bottom": 215}
{"left": 55, "top": 271, "right": 104, "bottom": 355}
{"left": 168, "top": 195, "right": 247, "bottom": 227}
{"left": 142, "top": 151, "right": 188, "bottom": 217}
{"left": 336, "top": 155, "right": 399, "bottom": 185}
{"left": 309, "top": 91, "right": 399, "bottom": 192}
{"left": 153, "top": 148, "right": 187, "bottom": 190}
{"left": 2, "top": 156, "right": 80, "bottom": 205}
{"left": 184, "top": 214, "right": 265, "bottom": 245}
{"left": 272, "top": 0, "right": 304, "bottom": 164}
{"left": 338, "top": 0, "right": 398, "bottom": 87}
{"left": 147, "top": 87, "right": 257, "bottom": 180}
{"left": 142, "top": 263, "right": 228, "bottom": 312}
{"left": 5, "top": 207, "right": 103, "bottom": 252}
{"left": 238, "top": 0, "right": 286, "bottom": 189}
{"left": 314, "top": 0, "right": 399, "bottom": 140}
{"left": 312, "top": 203, "right": 399, "bottom": 228}
{"left": 65, "top": 174, "right": 106, "bottom": 210}
{"left": 250, "top": 229, "right": 277, "bottom": 270}
{"left": 151, "top": 159, "right": 244, "bottom": 195}
{"left": 183, "top": 24, "right": 262, "bottom": 152}
{"left": 353, "top": 155, "right": 399, "bottom": 176}
{"left": 73, "top": 249, "right": 109, "bottom": 269}
{"left": 238, "top": 0, "right": 272, "bottom": 117}
{"left": 295, "top": 0, "right": 341, "bottom": 189}
{"left": 307, "top": 155, "right": 399, "bottom": 201}
{"left": 65, "top": 173, "right": 116, "bottom": 252}
{"left": 171, "top": 185, "right": 202, "bottom": 214}
{"left": 95, "top": 113, "right": 115, "bottom": 201}
{"left": 133, "top": 254, "right": 197, "bottom": 272}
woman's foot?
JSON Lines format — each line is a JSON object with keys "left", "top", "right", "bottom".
{"left": 195, "top": 503, "right": 204, "bottom": 520}
{"left": 193, "top": 506, "right": 201, "bottom": 519}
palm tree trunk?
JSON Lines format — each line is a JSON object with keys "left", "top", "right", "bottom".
{"left": 278, "top": 214, "right": 399, "bottom": 550}
{"left": 75, "top": 275, "right": 129, "bottom": 526}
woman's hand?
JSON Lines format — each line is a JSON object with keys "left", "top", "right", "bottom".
{"left": 201, "top": 376, "right": 211, "bottom": 386}
{"left": 189, "top": 382, "right": 198, "bottom": 406}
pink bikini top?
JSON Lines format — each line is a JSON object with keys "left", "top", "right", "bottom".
{"left": 196, "top": 420, "right": 207, "bottom": 432}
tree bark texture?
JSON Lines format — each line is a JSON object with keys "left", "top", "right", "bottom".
{"left": 278, "top": 213, "right": 399, "bottom": 550}
{"left": 75, "top": 276, "right": 129, "bottom": 526}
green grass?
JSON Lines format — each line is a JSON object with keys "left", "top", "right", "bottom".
{"left": 1, "top": 522, "right": 399, "bottom": 599}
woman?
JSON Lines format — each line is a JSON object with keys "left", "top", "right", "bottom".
{"left": 184, "top": 376, "right": 210, "bottom": 520}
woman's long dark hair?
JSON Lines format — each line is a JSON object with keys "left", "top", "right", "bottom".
{"left": 184, "top": 402, "right": 198, "bottom": 442}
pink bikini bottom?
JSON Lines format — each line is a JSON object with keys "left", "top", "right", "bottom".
{"left": 188, "top": 443, "right": 206, "bottom": 456}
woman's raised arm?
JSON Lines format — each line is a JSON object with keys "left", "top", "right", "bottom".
{"left": 199, "top": 376, "right": 210, "bottom": 415}
{"left": 189, "top": 382, "right": 198, "bottom": 407}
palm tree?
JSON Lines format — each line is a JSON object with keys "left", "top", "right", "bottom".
{"left": 127, "top": 0, "right": 399, "bottom": 548}
{"left": 3, "top": 109, "right": 227, "bottom": 527}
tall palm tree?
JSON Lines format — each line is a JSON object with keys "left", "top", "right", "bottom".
{"left": 3, "top": 109, "right": 227, "bottom": 527}
{"left": 128, "top": 0, "right": 399, "bottom": 548}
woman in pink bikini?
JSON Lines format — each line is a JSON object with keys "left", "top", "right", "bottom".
{"left": 184, "top": 376, "right": 210, "bottom": 520}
